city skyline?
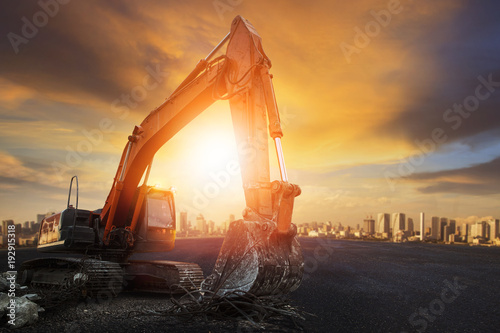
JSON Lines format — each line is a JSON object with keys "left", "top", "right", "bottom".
{"left": 2, "top": 209, "right": 497, "bottom": 234}
{"left": 2, "top": 209, "right": 498, "bottom": 248}
{"left": 1, "top": 1, "right": 499, "bottom": 225}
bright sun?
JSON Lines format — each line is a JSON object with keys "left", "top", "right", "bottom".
{"left": 190, "top": 129, "right": 239, "bottom": 173}
{"left": 149, "top": 105, "right": 241, "bottom": 186}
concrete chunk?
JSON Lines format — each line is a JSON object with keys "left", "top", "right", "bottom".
{"left": 4, "top": 296, "right": 40, "bottom": 329}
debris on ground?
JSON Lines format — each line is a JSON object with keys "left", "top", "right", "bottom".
{"left": 0, "top": 292, "right": 44, "bottom": 329}
{"left": 128, "top": 287, "right": 309, "bottom": 330}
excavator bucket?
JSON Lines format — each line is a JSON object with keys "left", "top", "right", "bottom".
{"left": 202, "top": 219, "right": 303, "bottom": 296}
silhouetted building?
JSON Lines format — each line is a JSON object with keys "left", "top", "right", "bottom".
{"left": 196, "top": 214, "right": 206, "bottom": 235}
{"left": 420, "top": 212, "right": 425, "bottom": 241}
{"left": 392, "top": 213, "right": 405, "bottom": 234}
{"left": 36, "top": 214, "right": 45, "bottom": 224}
{"left": 32, "top": 222, "right": 41, "bottom": 234}
{"left": 431, "top": 216, "right": 440, "bottom": 240}
{"left": 407, "top": 218, "right": 414, "bottom": 233}
{"left": 461, "top": 223, "right": 469, "bottom": 238}
{"left": 179, "top": 211, "right": 188, "bottom": 233}
{"left": 377, "top": 213, "right": 390, "bottom": 234}
{"left": 443, "top": 225, "right": 452, "bottom": 243}
{"left": 2, "top": 220, "right": 14, "bottom": 235}
{"left": 363, "top": 218, "right": 375, "bottom": 235}
{"left": 471, "top": 221, "right": 487, "bottom": 238}
{"left": 488, "top": 219, "right": 499, "bottom": 240}
{"left": 440, "top": 218, "right": 448, "bottom": 241}
{"left": 449, "top": 219, "right": 456, "bottom": 234}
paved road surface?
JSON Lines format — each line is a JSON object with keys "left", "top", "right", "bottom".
{"left": 1, "top": 238, "right": 500, "bottom": 332}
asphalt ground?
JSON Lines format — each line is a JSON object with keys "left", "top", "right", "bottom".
{"left": 1, "top": 237, "right": 500, "bottom": 332}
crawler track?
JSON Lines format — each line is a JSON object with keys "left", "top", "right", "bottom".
{"left": 18, "top": 257, "right": 123, "bottom": 307}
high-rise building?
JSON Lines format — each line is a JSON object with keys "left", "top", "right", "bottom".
{"left": 431, "top": 216, "right": 440, "bottom": 240}
{"left": 407, "top": 218, "right": 414, "bottom": 233}
{"left": 392, "top": 213, "right": 405, "bottom": 234}
{"left": 36, "top": 214, "right": 45, "bottom": 224}
{"left": 208, "top": 220, "right": 215, "bottom": 235}
{"left": 461, "top": 223, "right": 469, "bottom": 237}
{"left": 443, "top": 225, "right": 452, "bottom": 242}
{"left": 377, "top": 213, "right": 390, "bottom": 234}
{"left": 440, "top": 218, "right": 448, "bottom": 241}
{"left": 471, "top": 221, "right": 487, "bottom": 238}
{"left": 420, "top": 212, "right": 425, "bottom": 241}
{"left": 363, "top": 218, "right": 375, "bottom": 235}
{"left": 2, "top": 220, "right": 14, "bottom": 235}
{"left": 1, "top": 220, "right": 15, "bottom": 246}
{"left": 196, "top": 214, "right": 206, "bottom": 234}
{"left": 449, "top": 219, "right": 456, "bottom": 234}
{"left": 179, "top": 211, "right": 188, "bottom": 233}
{"left": 488, "top": 219, "right": 499, "bottom": 240}
{"left": 32, "top": 222, "right": 41, "bottom": 234}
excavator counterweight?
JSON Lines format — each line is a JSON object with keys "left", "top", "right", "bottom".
{"left": 19, "top": 16, "right": 303, "bottom": 300}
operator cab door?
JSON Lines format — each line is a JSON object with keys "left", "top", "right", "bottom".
{"left": 133, "top": 187, "right": 176, "bottom": 252}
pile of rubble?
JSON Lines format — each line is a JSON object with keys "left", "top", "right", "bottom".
{"left": 0, "top": 272, "right": 44, "bottom": 329}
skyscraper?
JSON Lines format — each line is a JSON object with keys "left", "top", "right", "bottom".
{"left": 431, "top": 216, "right": 440, "bottom": 240}
{"left": 363, "top": 218, "right": 375, "bottom": 235}
{"left": 440, "top": 218, "right": 448, "bottom": 241}
{"left": 420, "top": 212, "right": 425, "bottom": 241}
{"left": 488, "top": 219, "right": 499, "bottom": 240}
{"left": 36, "top": 214, "right": 45, "bottom": 224}
{"left": 471, "top": 221, "right": 487, "bottom": 238}
{"left": 461, "top": 223, "right": 469, "bottom": 238}
{"left": 196, "top": 214, "right": 206, "bottom": 234}
{"left": 443, "top": 225, "right": 452, "bottom": 242}
{"left": 179, "top": 211, "right": 188, "bottom": 233}
{"left": 449, "top": 219, "right": 456, "bottom": 234}
{"left": 377, "top": 213, "right": 390, "bottom": 234}
{"left": 392, "top": 213, "right": 405, "bottom": 234}
{"left": 1, "top": 220, "right": 14, "bottom": 235}
{"left": 407, "top": 218, "right": 414, "bottom": 233}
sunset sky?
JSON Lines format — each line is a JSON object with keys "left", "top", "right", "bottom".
{"left": 1, "top": 0, "right": 499, "bottom": 228}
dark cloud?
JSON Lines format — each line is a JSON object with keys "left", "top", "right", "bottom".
{"left": 410, "top": 156, "right": 500, "bottom": 195}
{"left": 0, "top": 1, "right": 186, "bottom": 104}
{"left": 377, "top": 1, "right": 500, "bottom": 146}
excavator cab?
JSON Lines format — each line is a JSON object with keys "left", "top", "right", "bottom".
{"left": 37, "top": 177, "right": 177, "bottom": 255}
{"left": 129, "top": 186, "right": 176, "bottom": 253}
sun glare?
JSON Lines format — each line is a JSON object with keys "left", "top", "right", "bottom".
{"left": 190, "top": 129, "right": 238, "bottom": 174}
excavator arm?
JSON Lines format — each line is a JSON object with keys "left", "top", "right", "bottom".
{"left": 97, "top": 15, "right": 303, "bottom": 296}
{"left": 23, "top": 16, "right": 302, "bottom": 299}
{"left": 101, "top": 16, "right": 298, "bottom": 235}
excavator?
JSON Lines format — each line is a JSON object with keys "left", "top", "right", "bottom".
{"left": 18, "top": 16, "right": 303, "bottom": 300}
